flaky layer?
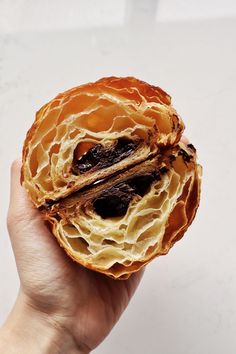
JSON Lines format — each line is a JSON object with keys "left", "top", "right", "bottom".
{"left": 21, "top": 77, "right": 184, "bottom": 207}
{"left": 22, "top": 77, "right": 201, "bottom": 279}
{"left": 42, "top": 143, "right": 201, "bottom": 279}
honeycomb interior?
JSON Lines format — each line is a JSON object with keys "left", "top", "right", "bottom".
{"left": 22, "top": 79, "right": 183, "bottom": 206}
{"left": 47, "top": 153, "right": 193, "bottom": 272}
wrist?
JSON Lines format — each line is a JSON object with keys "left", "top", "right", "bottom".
{"left": 0, "top": 290, "right": 88, "bottom": 354}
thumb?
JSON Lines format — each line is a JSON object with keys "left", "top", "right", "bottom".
{"left": 7, "top": 160, "right": 61, "bottom": 261}
{"left": 7, "top": 159, "right": 42, "bottom": 236}
{"left": 7, "top": 160, "right": 55, "bottom": 253}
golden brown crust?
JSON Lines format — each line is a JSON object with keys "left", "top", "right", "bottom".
{"left": 21, "top": 77, "right": 201, "bottom": 279}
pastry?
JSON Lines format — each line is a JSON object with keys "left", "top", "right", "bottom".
{"left": 21, "top": 77, "right": 201, "bottom": 279}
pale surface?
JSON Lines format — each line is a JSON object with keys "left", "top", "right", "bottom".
{"left": 1, "top": 1, "right": 236, "bottom": 353}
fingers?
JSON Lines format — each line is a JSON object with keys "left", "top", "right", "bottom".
{"left": 7, "top": 159, "right": 69, "bottom": 266}
{"left": 180, "top": 135, "right": 190, "bottom": 145}
{"left": 9, "top": 159, "right": 37, "bottom": 217}
{"left": 8, "top": 159, "right": 40, "bottom": 234}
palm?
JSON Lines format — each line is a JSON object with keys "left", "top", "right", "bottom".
{"left": 8, "top": 163, "right": 143, "bottom": 351}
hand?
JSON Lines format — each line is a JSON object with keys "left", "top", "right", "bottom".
{"left": 1, "top": 160, "right": 144, "bottom": 354}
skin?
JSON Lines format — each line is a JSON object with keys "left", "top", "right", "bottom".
{"left": 0, "top": 160, "right": 144, "bottom": 354}
{"left": 0, "top": 136, "right": 189, "bottom": 353}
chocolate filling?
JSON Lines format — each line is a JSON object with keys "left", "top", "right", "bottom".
{"left": 72, "top": 138, "right": 139, "bottom": 174}
{"left": 93, "top": 171, "right": 163, "bottom": 219}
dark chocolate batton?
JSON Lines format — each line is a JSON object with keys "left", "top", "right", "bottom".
{"left": 93, "top": 170, "right": 167, "bottom": 218}
{"left": 72, "top": 138, "right": 140, "bottom": 174}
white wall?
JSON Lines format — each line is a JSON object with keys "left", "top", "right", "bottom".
{"left": 1, "top": 2, "right": 236, "bottom": 354}
{"left": 157, "top": 0, "right": 236, "bottom": 22}
{"left": 1, "top": 0, "right": 236, "bottom": 33}
{"left": 0, "top": 0, "right": 126, "bottom": 32}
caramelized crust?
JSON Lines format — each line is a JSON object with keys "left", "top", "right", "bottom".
{"left": 21, "top": 77, "right": 201, "bottom": 279}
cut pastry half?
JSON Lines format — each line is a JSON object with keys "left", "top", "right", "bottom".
{"left": 21, "top": 76, "right": 201, "bottom": 279}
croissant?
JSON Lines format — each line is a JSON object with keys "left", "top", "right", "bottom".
{"left": 21, "top": 77, "right": 201, "bottom": 279}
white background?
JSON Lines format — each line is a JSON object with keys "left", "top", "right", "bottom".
{"left": 1, "top": 1, "right": 236, "bottom": 353}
